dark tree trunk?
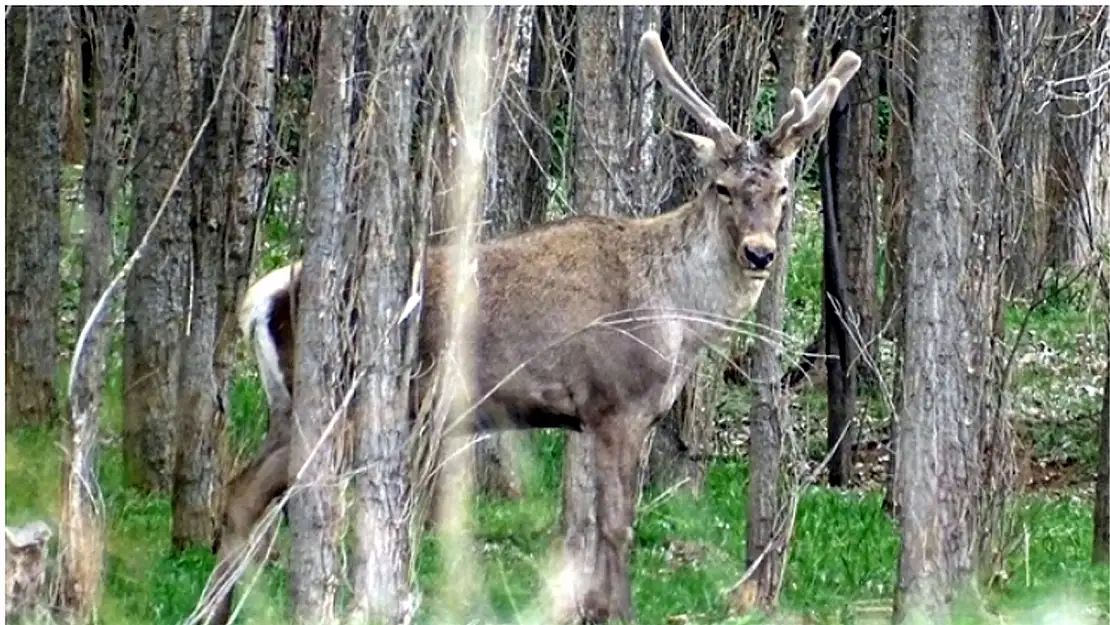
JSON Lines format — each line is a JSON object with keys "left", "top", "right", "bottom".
{"left": 172, "top": 5, "right": 234, "bottom": 551}
{"left": 346, "top": 7, "right": 420, "bottom": 623}
{"left": 1094, "top": 288, "right": 1109, "bottom": 564}
{"left": 731, "top": 7, "right": 810, "bottom": 615}
{"left": 559, "top": 6, "right": 662, "bottom": 622}
{"left": 285, "top": 7, "right": 355, "bottom": 624}
{"left": 893, "top": 7, "right": 992, "bottom": 622}
{"left": 123, "top": 6, "right": 192, "bottom": 492}
{"left": 820, "top": 131, "right": 858, "bottom": 488}
{"left": 57, "top": 6, "right": 130, "bottom": 619}
{"left": 4, "top": 6, "right": 66, "bottom": 429}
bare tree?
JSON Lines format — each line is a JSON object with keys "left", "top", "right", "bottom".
{"left": 822, "top": 11, "right": 884, "bottom": 486}
{"left": 893, "top": 7, "right": 994, "bottom": 622}
{"left": 172, "top": 5, "right": 275, "bottom": 550}
{"left": 1095, "top": 288, "right": 1109, "bottom": 564}
{"left": 57, "top": 6, "right": 131, "bottom": 620}
{"left": 558, "top": 7, "right": 663, "bottom": 620}
{"left": 880, "top": 6, "right": 917, "bottom": 517}
{"left": 285, "top": 7, "right": 355, "bottom": 623}
{"left": 732, "top": 6, "right": 812, "bottom": 614}
{"left": 172, "top": 5, "right": 239, "bottom": 549}
{"left": 123, "top": 6, "right": 193, "bottom": 492}
{"left": 5, "top": 6, "right": 67, "bottom": 429}
{"left": 346, "top": 6, "right": 421, "bottom": 624}
{"left": 1046, "top": 7, "right": 1110, "bottom": 270}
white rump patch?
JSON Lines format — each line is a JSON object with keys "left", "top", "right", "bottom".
{"left": 239, "top": 263, "right": 301, "bottom": 411}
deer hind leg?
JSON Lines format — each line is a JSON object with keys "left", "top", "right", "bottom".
{"left": 209, "top": 444, "right": 291, "bottom": 625}
{"left": 583, "top": 414, "right": 647, "bottom": 623}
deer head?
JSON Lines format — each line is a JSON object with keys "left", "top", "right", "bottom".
{"left": 640, "top": 30, "right": 861, "bottom": 278}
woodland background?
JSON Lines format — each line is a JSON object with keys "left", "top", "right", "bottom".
{"left": 4, "top": 5, "right": 1109, "bottom": 625}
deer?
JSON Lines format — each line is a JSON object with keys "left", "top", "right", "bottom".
{"left": 205, "top": 30, "right": 860, "bottom": 625}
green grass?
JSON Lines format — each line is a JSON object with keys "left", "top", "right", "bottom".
{"left": 6, "top": 408, "right": 1107, "bottom": 625}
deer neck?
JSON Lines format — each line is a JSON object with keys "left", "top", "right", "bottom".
{"left": 637, "top": 197, "right": 766, "bottom": 343}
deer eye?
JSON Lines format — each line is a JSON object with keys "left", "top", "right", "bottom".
{"left": 715, "top": 184, "right": 732, "bottom": 202}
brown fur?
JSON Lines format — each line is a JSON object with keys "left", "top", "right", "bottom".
{"left": 208, "top": 32, "right": 861, "bottom": 625}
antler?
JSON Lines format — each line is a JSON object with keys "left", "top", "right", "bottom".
{"left": 765, "top": 49, "right": 862, "bottom": 159}
{"left": 640, "top": 30, "right": 743, "bottom": 157}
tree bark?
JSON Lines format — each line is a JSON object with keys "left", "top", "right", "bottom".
{"left": 60, "top": 16, "right": 86, "bottom": 166}
{"left": 123, "top": 6, "right": 192, "bottom": 492}
{"left": 878, "top": 8, "right": 916, "bottom": 344}
{"left": 285, "top": 7, "right": 355, "bottom": 624}
{"left": 4, "top": 6, "right": 66, "bottom": 429}
{"left": 731, "top": 7, "right": 810, "bottom": 615}
{"left": 1046, "top": 7, "right": 1110, "bottom": 271}
{"left": 832, "top": 12, "right": 881, "bottom": 391}
{"left": 820, "top": 129, "right": 858, "bottom": 488}
{"left": 57, "top": 7, "right": 130, "bottom": 620}
{"left": 1094, "top": 280, "right": 1109, "bottom": 564}
{"left": 881, "top": 7, "right": 917, "bottom": 518}
{"left": 346, "top": 7, "right": 419, "bottom": 624}
{"left": 559, "top": 6, "right": 662, "bottom": 622}
{"left": 893, "top": 7, "right": 991, "bottom": 622}
{"left": 172, "top": 5, "right": 275, "bottom": 551}
{"left": 172, "top": 5, "right": 235, "bottom": 551}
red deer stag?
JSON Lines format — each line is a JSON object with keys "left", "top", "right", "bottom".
{"left": 206, "top": 30, "right": 860, "bottom": 625}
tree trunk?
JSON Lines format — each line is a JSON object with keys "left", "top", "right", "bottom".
{"left": 880, "top": 7, "right": 917, "bottom": 517}
{"left": 1046, "top": 7, "right": 1110, "bottom": 271}
{"left": 4, "top": 6, "right": 66, "bottom": 429}
{"left": 60, "top": 16, "right": 86, "bottom": 166}
{"left": 57, "top": 7, "right": 130, "bottom": 619}
{"left": 471, "top": 5, "right": 539, "bottom": 502}
{"left": 878, "top": 8, "right": 916, "bottom": 343}
{"left": 820, "top": 129, "right": 858, "bottom": 488}
{"left": 893, "top": 7, "right": 991, "bottom": 622}
{"left": 346, "top": 7, "right": 420, "bottom": 624}
{"left": 285, "top": 8, "right": 356, "bottom": 624}
{"left": 832, "top": 12, "right": 881, "bottom": 390}
{"left": 172, "top": 5, "right": 233, "bottom": 551}
{"left": 123, "top": 6, "right": 192, "bottom": 492}
{"left": 1094, "top": 279, "right": 1109, "bottom": 564}
{"left": 559, "top": 6, "right": 662, "bottom": 621}
{"left": 731, "top": 7, "right": 810, "bottom": 615}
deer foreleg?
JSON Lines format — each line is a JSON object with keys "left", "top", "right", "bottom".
{"left": 585, "top": 415, "right": 646, "bottom": 623}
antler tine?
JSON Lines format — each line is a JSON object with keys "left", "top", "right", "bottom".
{"left": 764, "top": 49, "right": 862, "bottom": 159}
{"left": 804, "top": 50, "right": 861, "bottom": 112}
{"left": 640, "top": 30, "right": 742, "bottom": 152}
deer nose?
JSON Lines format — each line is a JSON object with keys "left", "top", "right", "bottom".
{"left": 743, "top": 244, "right": 775, "bottom": 270}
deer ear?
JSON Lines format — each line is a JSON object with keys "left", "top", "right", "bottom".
{"left": 673, "top": 130, "right": 719, "bottom": 167}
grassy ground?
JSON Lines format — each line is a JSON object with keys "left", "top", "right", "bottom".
{"left": 5, "top": 417, "right": 1107, "bottom": 625}
{"left": 6, "top": 185, "right": 1108, "bottom": 624}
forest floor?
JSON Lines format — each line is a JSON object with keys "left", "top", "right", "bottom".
{"left": 6, "top": 194, "right": 1109, "bottom": 625}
